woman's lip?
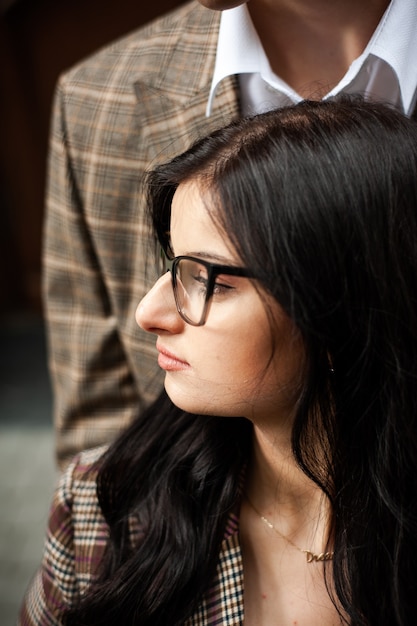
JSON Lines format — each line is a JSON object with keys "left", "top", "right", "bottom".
{"left": 156, "top": 343, "right": 190, "bottom": 371}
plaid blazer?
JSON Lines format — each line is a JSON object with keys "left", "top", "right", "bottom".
{"left": 18, "top": 447, "right": 245, "bottom": 625}
{"left": 43, "top": 0, "right": 241, "bottom": 466}
{"left": 45, "top": 0, "right": 417, "bottom": 467}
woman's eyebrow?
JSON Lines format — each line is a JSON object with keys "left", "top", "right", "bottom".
{"left": 184, "top": 251, "right": 236, "bottom": 264}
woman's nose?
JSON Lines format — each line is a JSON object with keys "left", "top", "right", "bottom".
{"left": 136, "top": 272, "right": 184, "bottom": 335}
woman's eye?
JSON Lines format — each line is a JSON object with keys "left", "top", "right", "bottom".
{"left": 212, "top": 281, "right": 234, "bottom": 296}
{"left": 190, "top": 274, "right": 234, "bottom": 298}
{"left": 190, "top": 273, "right": 209, "bottom": 295}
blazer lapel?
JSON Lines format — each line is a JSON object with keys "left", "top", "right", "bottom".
{"left": 132, "top": 3, "right": 240, "bottom": 167}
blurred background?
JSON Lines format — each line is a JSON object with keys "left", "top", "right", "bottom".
{"left": 0, "top": 0, "right": 185, "bottom": 622}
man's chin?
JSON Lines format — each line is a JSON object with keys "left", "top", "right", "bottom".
{"left": 197, "top": 1, "right": 248, "bottom": 12}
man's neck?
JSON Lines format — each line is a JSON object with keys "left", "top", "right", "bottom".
{"left": 248, "top": 0, "right": 391, "bottom": 98}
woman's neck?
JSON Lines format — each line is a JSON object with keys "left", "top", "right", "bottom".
{"left": 248, "top": 0, "right": 391, "bottom": 98}
{"left": 245, "top": 424, "right": 329, "bottom": 541}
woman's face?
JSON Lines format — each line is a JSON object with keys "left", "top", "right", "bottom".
{"left": 136, "top": 180, "right": 305, "bottom": 426}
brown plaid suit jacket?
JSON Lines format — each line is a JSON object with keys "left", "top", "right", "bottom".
{"left": 43, "top": 1, "right": 241, "bottom": 466}
{"left": 18, "top": 447, "right": 245, "bottom": 625}
{"left": 45, "top": 0, "right": 417, "bottom": 467}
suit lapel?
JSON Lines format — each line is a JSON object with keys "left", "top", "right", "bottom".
{"left": 132, "top": 4, "right": 240, "bottom": 167}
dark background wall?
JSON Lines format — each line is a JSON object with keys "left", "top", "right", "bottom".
{"left": 0, "top": 0, "right": 186, "bottom": 315}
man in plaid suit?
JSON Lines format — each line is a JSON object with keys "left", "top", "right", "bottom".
{"left": 44, "top": 0, "right": 417, "bottom": 467}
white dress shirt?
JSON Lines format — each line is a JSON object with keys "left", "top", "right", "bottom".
{"left": 207, "top": 0, "right": 417, "bottom": 117}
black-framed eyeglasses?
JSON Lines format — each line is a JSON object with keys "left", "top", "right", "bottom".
{"left": 162, "top": 254, "right": 254, "bottom": 326}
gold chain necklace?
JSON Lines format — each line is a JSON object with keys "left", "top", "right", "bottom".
{"left": 245, "top": 495, "right": 334, "bottom": 564}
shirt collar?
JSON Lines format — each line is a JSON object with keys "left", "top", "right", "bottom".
{"left": 364, "top": 0, "right": 417, "bottom": 113}
{"left": 207, "top": 0, "right": 417, "bottom": 116}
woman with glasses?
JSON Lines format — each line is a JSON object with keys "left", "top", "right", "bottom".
{"left": 20, "top": 98, "right": 417, "bottom": 626}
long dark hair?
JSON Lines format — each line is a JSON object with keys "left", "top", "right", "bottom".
{"left": 66, "top": 98, "right": 417, "bottom": 625}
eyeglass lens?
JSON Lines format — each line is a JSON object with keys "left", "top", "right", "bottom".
{"left": 174, "top": 258, "right": 210, "bottom": 325}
